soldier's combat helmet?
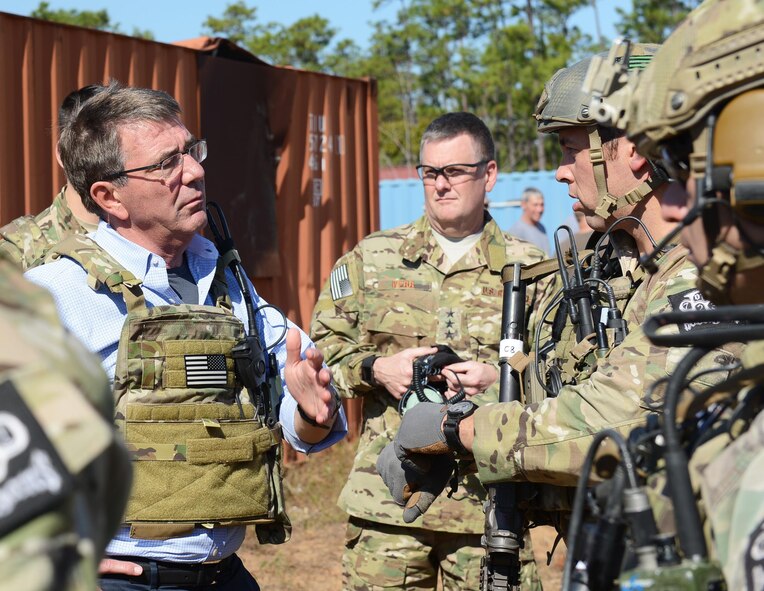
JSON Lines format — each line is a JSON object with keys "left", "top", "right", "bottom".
{"left": 534, "top": 44, "right": 666, "bottom": 219}
{"left": 617, "top": 0, "right": 764, "bottom": 164}
{"left": 589, "top": 0, "right": 764, "bottom": 303}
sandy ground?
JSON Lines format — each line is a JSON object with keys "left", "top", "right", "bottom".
{"left": 239, "top": 440, "right": 565, "bottom": 590}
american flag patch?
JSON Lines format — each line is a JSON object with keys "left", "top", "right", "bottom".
{"left": 330, "top": 264, "right": 353, "bottom": 301}
{"left": 184, "top": 354, "right": 228, "bottom": 387}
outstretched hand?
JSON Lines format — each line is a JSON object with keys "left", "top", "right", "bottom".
{"left": 284, "top": 327, "right": 336, "bottom": 427}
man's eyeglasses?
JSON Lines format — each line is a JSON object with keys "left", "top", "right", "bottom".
{"left": 415, "top": 160, "right": 489, "bottom": 185}
{"left": 103, "top": 139, "right": 207, "bottom": 181}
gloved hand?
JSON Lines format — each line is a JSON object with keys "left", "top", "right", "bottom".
{"left": 376, "top": 441, "right": 455, "bottom": 523}
{"left": 394, "top": 401, "right": 453, "bottom": 460}
{"left": 376, "top": 402, "right": 457, "bottom": 523}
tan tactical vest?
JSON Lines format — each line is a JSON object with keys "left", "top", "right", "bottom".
{"left": 48, "top": 236, "right": 290, "bottom": 544}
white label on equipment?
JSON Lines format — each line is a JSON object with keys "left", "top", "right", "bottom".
{"left": 500, "top": 338, "right": 524, "bottom": 360}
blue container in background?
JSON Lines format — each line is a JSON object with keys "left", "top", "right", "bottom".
{"left": 379, "top": 171, "right": 576, "bottom": 252}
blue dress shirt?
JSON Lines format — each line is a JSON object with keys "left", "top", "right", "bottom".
{"left": 26, "top": 221, "right": 347, "bottom": 563}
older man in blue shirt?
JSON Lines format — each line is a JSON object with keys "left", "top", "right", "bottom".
{"left": 26, "top": 82, "right": 347, "bottom": 591}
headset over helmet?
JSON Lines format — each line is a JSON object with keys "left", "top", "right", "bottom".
{"left": 534, "top": 43, "right": 665, "bottom": 220}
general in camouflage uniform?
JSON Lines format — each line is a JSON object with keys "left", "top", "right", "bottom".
{"left": 0, "top": 252, "right": 130, "bottom": 590}
{"left": 0, "top": 85, "right": 103, "bottom": 270}
{"left": 311, "top": 112, "right": 546, "bottom": 591}
{"left": 589, "top": 1, "right": 764, "bottom": 586}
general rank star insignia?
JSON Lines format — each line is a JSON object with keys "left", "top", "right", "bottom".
{"left": 439, "top": 309, "right": 460, "bottom": 341}
{"left": 330, "top": 264, "right": 353, "bottom": 301}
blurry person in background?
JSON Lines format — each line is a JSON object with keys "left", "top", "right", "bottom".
{"left": 509, "top": 187, "right": 549, "bottom": 254}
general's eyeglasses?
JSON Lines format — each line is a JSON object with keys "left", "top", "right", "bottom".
{"left": 415, "top": 160, "right": 489, "bottom": 185}
{"left": 103, "top": 139, "right": 207, "bottom": 181}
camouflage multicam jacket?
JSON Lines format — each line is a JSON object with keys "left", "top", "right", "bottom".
{"left": 472, "top": 244, "right": 740, "bottom": 488}
{"left": 0, "top": 254, "right": 130, "bottom": 591}
{"left": 310, "top": 214, "right": 546, "bottom": 533}
{"left": 687, "top": 341, "right": 764, "bottom": 591}
{"left": 0, "top": 187, "right": 89, "bottom": 270}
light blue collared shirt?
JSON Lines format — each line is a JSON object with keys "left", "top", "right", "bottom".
{"left": 26, "top": 221, "right": 347, "bottom": 563}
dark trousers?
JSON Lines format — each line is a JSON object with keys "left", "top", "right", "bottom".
{"left": 99, "top": 553, "right": 260, "bottom": 591}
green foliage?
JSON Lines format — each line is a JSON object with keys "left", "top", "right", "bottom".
{"left": 131, "top": 28, "right": 155, "bottom": 41}
{"left": 33, "top": 0, "right": 702, "bottom": 172}
{"left": 31, "top": 1, "right": 114, "bottom": 30}
{"left": 29, "top": 1, "right": 155, "bottom": 39}
{"left": 616, "top": 0, "right": 701, "bottom": 44}
{"left": 203, "top": 1, "right": 353, "bottom": 73}
{"left": 202, "top": 1, "right": 260, "bottom": 45}
{"left": 357, "top": 0, "right": 595, "bottom": 171}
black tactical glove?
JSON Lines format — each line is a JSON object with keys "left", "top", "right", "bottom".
{"left": 376, "top": 403, "right": 456, "bottom": 523}
{"left": 376, "top": 441, "right": 455, "bottom": 523}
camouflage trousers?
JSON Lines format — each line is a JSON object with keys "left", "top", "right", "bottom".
{"left": 342, "top": 518, "right": 542, "bottom": 591}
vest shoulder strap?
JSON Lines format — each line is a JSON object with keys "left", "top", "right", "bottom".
{"left": 211, "top": 256, "right": 233, "bottom": 312}
{"left": 46, "top": 235, "right": 146, "bottom": 312}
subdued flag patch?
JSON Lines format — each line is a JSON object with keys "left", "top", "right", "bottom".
{"left": 184, "top": 354, "right": 228, "bottom": 387}
{"left": 330, "top": 264, "right": 353, "bottom": 301}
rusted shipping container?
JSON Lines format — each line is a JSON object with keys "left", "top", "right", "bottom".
{"left": 0, "top": 12, "right": 377, "bottom": 442}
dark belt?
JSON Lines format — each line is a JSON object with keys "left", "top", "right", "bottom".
{"left": 102, "top": 553, "right": 237, "bottom": 587}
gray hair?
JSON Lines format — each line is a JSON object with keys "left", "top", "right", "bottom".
{"left": 521, "top": 187, "right": 543, "bottom": 202}
{"left": 58, "top": 81, "right": 182, "bottom": 215}
{"left": 419, "top": 112, "right": 496, "bottom": 163}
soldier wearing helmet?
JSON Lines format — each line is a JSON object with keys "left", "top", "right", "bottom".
{"left": 608, "top": 3, "right": 764, "bottom": 307}
{"left": 586, "top": 2, "right": 764, "bottom": 588}
{"left": 374, "top": 45, "right": 741, "bottom": 582}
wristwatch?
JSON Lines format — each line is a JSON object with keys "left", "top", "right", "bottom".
{"left": 296, "top": 384, "right": 342, "bottom": 430}
{"left": 443, "top": 400, "right": 478, "bottom": 456}
{"left": 361, "top": 355, "right": 379, "bottom": 386}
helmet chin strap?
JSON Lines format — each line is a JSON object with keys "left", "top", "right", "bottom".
{"left": 587, "top": 127, "right": 669, "bottom": 219}
{"left": 698, "top": 240, "right": 764, "bottom": 305}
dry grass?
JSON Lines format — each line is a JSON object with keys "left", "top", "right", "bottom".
{"left": 240, "top": 439, "right": 357, "bottom": 591}
{"left": 238, "top": 439, "right": 565, "bottom": 590}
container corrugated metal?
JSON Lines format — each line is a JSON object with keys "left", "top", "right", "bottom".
{"left": 0, "top": 12, "right": 200, "bottom": 224}
{"left": 0, "top": 18, "right": 378, "bottom": 443}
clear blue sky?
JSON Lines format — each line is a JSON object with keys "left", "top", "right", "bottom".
{"left": 1, "top": 0, "right": 620, "bottom": 50}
